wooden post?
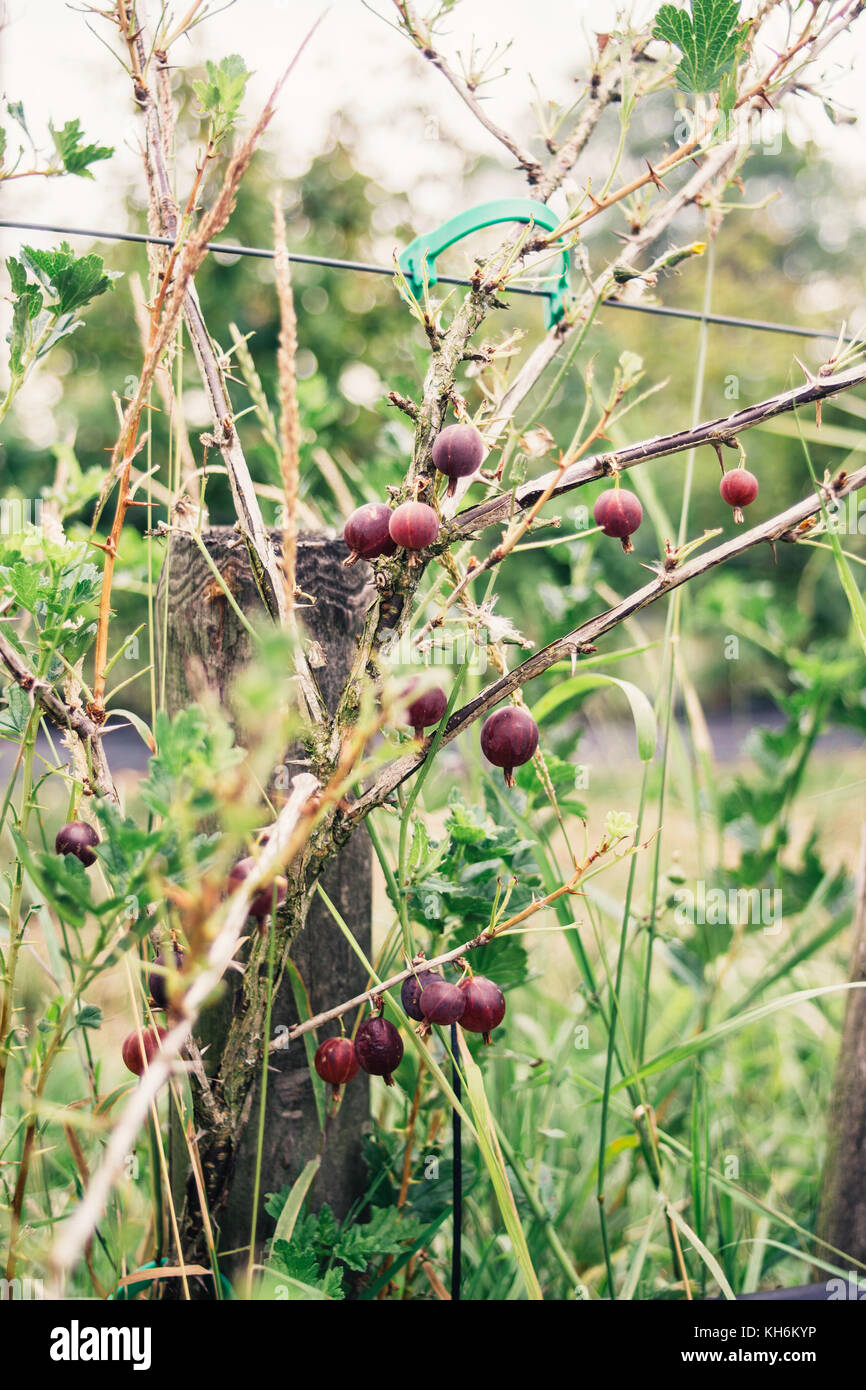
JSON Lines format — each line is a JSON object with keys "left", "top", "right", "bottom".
{"left": 157, "top": 528, "right": 372, "bottom": 1263}
{"left": 818, "top": 820, "right": 866, "bottom": 1263}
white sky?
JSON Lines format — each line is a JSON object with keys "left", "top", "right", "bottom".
{"left": 2, "top": 0, "right": 865, "bottom": 248}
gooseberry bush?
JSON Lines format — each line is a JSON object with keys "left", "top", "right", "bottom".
{"left": 2, "top": 0, "right": 866, "bottom": 1305}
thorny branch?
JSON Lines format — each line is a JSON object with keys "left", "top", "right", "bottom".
{"left": 454, "top": 362, "right": 866, "bottom": 537}
{"left": 0, "top": 618, "right": 119, "bottom": 803}
{"left": 9, "top": 0, "right": 862, "bottom": 1284}
{"left": 349, "top": 458, "right": 866, "bottom": 819}
{"left": 48, "top": 771, "right": 320, "bottom": 1293}
{"left": 107, "top": 1, "right": 328, "bottom": 726}
{"left": 271, "top": 838, "right": 623, "bottom": 1048}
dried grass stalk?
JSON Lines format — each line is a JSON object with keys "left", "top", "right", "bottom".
{"left": 272, "top": 196, "right": 301, "bottom": 607}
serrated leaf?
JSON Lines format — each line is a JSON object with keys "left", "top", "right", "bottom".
{"left": 49, "top": 119, "right": 113, "bottom": 178}
{"left": 20, "top": 242, "right": 117, "bottom": 316}
{"left": 192, "top": 54, "right": 251, "bottom": 140}
{"left": 332, "top": 1206, "right": 425, "bottom": 1271}
{"left": 653, "top": 0, "right": 746, "bottom": 95}
{"left": 0, "top": 683, "right": 32, "bottom": 736}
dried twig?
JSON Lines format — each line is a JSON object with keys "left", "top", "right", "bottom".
{"left": 454, "top": 362, "right": 866, "bottom": 537}
{"left": 0, "top": 625, "right": 118, "bottom": 802}
{"left": 351, "top": 460, "right": 866, "bottom": 818}
{"left": 272, "top": 197, "right": 301, "bottom": 608}
{"left": 393, "top": 0, "right": 543, "bottom": 183}
{"left": 111, "top": 5, "right": 329, "bottom": 726}
{"left": 48, "top": 771, "right": 320, "bottom": 1292}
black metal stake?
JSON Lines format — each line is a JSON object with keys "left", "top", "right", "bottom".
{"left": 451, "top": 1021, "right": 462, "bottom": 1302}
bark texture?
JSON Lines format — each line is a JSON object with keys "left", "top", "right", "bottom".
{"left": 157, "top": 528, "right": 373, "bottom": 1264}
{"left": 818, "top": 821, "right": 866, "bottom": 1262}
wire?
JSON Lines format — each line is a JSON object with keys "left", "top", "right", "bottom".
{"left": 0, "top": 217, "right": 849, "bottom": 346}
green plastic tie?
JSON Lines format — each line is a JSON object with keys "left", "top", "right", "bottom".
{"left": 399, "top": 198, "right": 570, "bottom": 329}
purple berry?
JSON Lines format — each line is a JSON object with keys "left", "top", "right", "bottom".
{"left": 389, "top": 501, "right": 440, "bottom": 552}
{"left": 343, "top": 503, "right": 397, "bottom": 565}
{"left": 314, "top": 1036, "right": 360, "bottom": 1098}
{"left": 432, "top": 424, "right": 485, "bottom": 496}
{"left": 720, "top": 469, "right": 759, "bottom": 523}
{"left": 122, "top": 1026, "right": 167, "bottom": 1076}
{"left": 405, "top": 684, "right": 448, "bottom": 740}
{"left": 458, "top": 975, "right": 506, "bottom": 1045}
{"left": 355, "top": 1015, "right": 404, "bottom": 1086}
{"left": 149, "top": 943, "right": 184, "bottom": 1013}
{"left": 401, "top": 968, "right": 440, "bottom": 1022}
{"left": 419, "top": 978, "right": 466, "bottom": 1026}
{"left": 593, "top": 488, "right": 643, "bottom": 552}
{"left": 55, "top": 820, "right": 99, "bottom": 867}
{"left": 228, "top": 856, "right": 288, "bottom": 921}
{"left": 480, "top": 706, "right": 539, "bottom": 787}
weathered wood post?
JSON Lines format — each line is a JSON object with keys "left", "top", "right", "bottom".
{"left": 157, "top": 528, "right": 372, "bottom": 1263}
{"left": 818, "top": 822, "right": 866, "bottom": 1264}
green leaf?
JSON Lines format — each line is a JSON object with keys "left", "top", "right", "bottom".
{"left": 0, "top": 683, "right": 31, "bottom": 736}
{"left": 332, "top": 1205, "right": 426, "bottom": 1271}
{"left": 271, "top": 1159, "right": 320, "bottom": 1247}
{"left": 268, "top": 1242, "right": 344, "bottom": 1299}
{"left": 192, "top": 54, "right": 251, "bottom": 140}
{"left": 534, "top": 672, "right": 657, "bottom": 761}
{"left": 612, "top": 982, "right": 866, "bottom": 1093}
{"left": 457, "top": 1031, "right": 543, "bottom": 1300}
{"left": 653, "top": 0, "right": 746, "bottom": 95}
{"left": 49, "top": 119, "right": 113, "bottom": 178}
{"left": 20, "top": 242, "right": 117, "bottom": 316}
{"left": 668, "top": 1205, "right": 736, "bottom": 1299}
{"left": 5, "top": 99, "right": 31, "bottom": 141}
{"left": 73, "top": 1003, "right": 104, "bottom": 1031}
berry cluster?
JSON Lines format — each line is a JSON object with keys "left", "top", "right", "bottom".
{"left": 402, "top": 968, "right": 505, "bottom": 1045}
{"left": 313, "top": 968, "right": 506, "bottom": 1097}
{"left": 400, "top": 681, "right": 538, "bottom": 785}
{"left": 592, "top": 464, "right": 760, "bottom": 553}
{"left": 341, "top": 421, "right": 486, "bottom": 568}
{"left": 314, "top": 1013, "right": 404, "bottom": 1095}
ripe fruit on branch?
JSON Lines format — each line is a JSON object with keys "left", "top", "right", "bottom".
{"left": 149, "top": 944, "right": 184, "bottom": 1013}
{"left": 480, "top": 706, "right": 539, "bottom": 787}
{"left": 720, "top": 468, "right": 759, "bottom": 524}
{"left": 419, "top": 977, "right": 466, "bottom": 1027}
{"left": 389, "top": 501, "right": 440, "bottom": 552}
{"left": 355, "top": 1015, "right": 403, "bottom": 1086}
{"left": 593, "top": 487, "right": 643, "bottom": 552}
{"left": 458, "top": 975, "right": 506, "bottom": 1045}
{"left": 122, "top": 1026, "right": 168, "bottom": 1076}
{"left": 432, "top": 423, "right": 485, "bottom": 496}
{"left": 314, "top": 1036, "right": 360, "bottom": 1098}
{"left": 343, "top": 502, "right": 397, "bottom": 566}
{"left": 55, "top": 820, "right": 99, "bottom": 867}
{"left": 404, "top": 683, "right": 448, "bottom": 740}
{"left": 228, "top": 857, "right": 288, "bottom": 921}
{"left": 401, "top": 967, "right": 440, "bottom": 1021}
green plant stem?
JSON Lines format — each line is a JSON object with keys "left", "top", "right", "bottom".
{"left": 396, "top": 651, "right": 472, "bottom": 956}
{"left": 0, "top": 712, "right": 39, "bottom": 1125}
